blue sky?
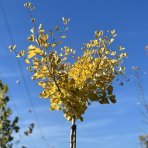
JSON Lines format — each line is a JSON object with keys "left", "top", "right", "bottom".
{"left": 0, "top": 0, "right": 148, "bottom": 148}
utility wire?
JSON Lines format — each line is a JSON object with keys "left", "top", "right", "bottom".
{"left": 0, "top": 22, "right": 37, "bottom": 148}
{"left": 0, "top": 30, "right": 38, "bottom": 146}
{"left": 0, "top": 1, "right": 51, "bottom": 147}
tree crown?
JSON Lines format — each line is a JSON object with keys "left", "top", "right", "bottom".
{"left": 9, "top": 2, "right": 128, "bottom": 121}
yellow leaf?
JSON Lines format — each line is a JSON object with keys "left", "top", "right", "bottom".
{"left": 20, "top": 50, "right": 25, "bottom": 57}
{"left": 94, "top": 30, "right": 103, "bottom": 38}
{"left": 99, "top": 31, "right": 103, "bottom": 36}
{"left": 123, "top": 53, "right": 128, "bottom": 57}
{"left": 118, "top": 46, "right": 125, "bottom": 51}
{"left": 50, "top": 43, "right": 57, "bottom": 48}
{"left": 111, "top": 51, "right": 116, "bottom": 56}
{"left": 37, "top": 81, "right": 46, "bottom": 88}
{"left": 111, "top": 29, "right": 116, "bottom": 34}
{"left": 25, "top": 59, "right": 30, "bottom": 64}
{"left": 95, "top": 30, "right": 99, "bottom": 38}
{"left": 54, "top": 105, "right": 61, "bottom": 110}
{"left": 28, "top": 34, "right": 34, "bottom": 41}
{"left": 16, "top": 50, "right": 25, "bottom": 58}
{"left": 64, "top": 114, "right": 71, "bottom": 121}
{"left": 58, "top": 41, "right": 63, "bottom": 44}
{"left": 39, "top": 29, "right": 44, "bottom": 34}
{"left": 54, "top": 26, "right": 59, "bottom": 30}
{"left": 109, "top": 38, "right": 114, "bottom": 44}
{"left": 27, "top": 45, "right": 43, "bottom": 59}
{"left": 61, "top": 35, "right": 66, "bottom": 39}
{"left": 62, "top": 56, "right": 67, "bottom": 61}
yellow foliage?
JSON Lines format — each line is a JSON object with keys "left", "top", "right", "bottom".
{"left": 11, "top": 18, "right": 127, "bottom": 122}
{"left": 25, "top": 58, "right": 30, "bottom": 64}
{"left": 27, "top": 45, "right": 44, "bottom": 59}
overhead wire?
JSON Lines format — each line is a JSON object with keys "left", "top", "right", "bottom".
{"left": 0, "top": 1, "right": 51, "bottom": 147}
{"left": 0, "top": 15, "right": 37, "bottom": 148}
{"left": 0, "top": 30, "right": 39, "bottom": 147}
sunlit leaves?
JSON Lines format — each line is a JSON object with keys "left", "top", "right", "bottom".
{"left": 27, "top": 45, "right": 44, "bottom": 59}
{"left": 16, "top": 50, "right": 25, "bottom": 58}
{"left": 110, "top": 29, "right": 117, "bottom": 37}
{"left": 61, "top": 35, "right": 67, "bottom": 39}
{"left": 24, "top": 2, "right": 35, "bottom": 10}
{"left": 9, "top": 45, "right": 16, "bottom": 52}
{"left": 11, "top": 16, "right": 127, "bottom": 122}
{"left": 95, "top": 30, "right": 103, "bottom": 38}
{"left": 54, "top": 26, "right": 59, "bottom": 31}
{"left": 28, "top": 34, "right": 34, "bottom": 42}
{"left": 50, "top": 43, "right": 57, "bottom": 48}
{"left": 62, "top": 17, "right": 70, "bottom": 25}
{"left": 118, "top": 46, "right": 125, "bottom": 51}
{"left": 111, "top": 51, "right": 116, "bottom": 56}
{"left": 109, "top": 38, "right": 114, "bottom": 44}
{"left": 25, "top": 58, "right": 30, "bottom": 64}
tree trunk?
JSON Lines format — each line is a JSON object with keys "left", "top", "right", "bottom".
{"left": 70, "top": 115, "right": 76, "bottom": 148}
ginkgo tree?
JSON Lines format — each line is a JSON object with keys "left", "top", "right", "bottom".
{"left": 10, "top": 2, "right": 127, "bottom": 148}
